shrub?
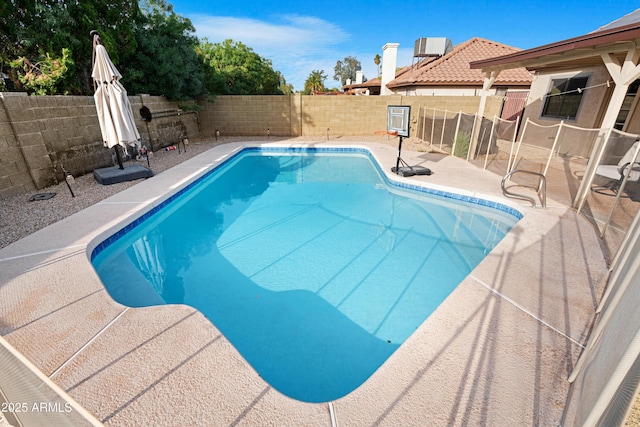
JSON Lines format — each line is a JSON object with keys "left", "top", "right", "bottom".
{"left": 453, "top": 131, "right": 471, "bottom": 159}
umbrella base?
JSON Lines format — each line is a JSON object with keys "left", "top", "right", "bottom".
{"left": 94, "top": 164, "right": 153, "bottom": 185}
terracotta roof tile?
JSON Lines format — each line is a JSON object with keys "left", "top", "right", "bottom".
{"left": 346, "top": 76, "right": 381, "bottom": 89}
{"left": 387, "top": 37, "right": 532, "bottom": 88}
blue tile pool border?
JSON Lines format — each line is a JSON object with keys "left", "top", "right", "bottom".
{"left": 90, "top": 146, "right": 523, "bottom": 262}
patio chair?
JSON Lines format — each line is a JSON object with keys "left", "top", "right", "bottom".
{"left": 594, "top": 140, "right": 640, "bottom": 197}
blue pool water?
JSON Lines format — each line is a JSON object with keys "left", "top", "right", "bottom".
{"left": 91, "top": 147, "right": 521, "bottom": 403}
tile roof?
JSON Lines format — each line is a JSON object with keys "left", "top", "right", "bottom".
{"left": 387, "top": 37, "right": 532, "bottom": 89}
{"left": 470, "top": 21, "right": 640, "bottom": 73}
{"left": 344, "top": 76, "right": 381, "bottom": 89}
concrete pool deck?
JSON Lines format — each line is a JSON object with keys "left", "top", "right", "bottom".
{"left": 0, "top": 141, "right": 609, "bottom": 426}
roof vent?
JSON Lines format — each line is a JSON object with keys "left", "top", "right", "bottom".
{"left": 414, "top": 38, "right": 453, "bottom": 57}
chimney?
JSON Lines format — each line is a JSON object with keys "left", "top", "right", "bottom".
{"left": 381, "top": 43, "right": 399, "bottom": 96}
{"left": 356, "top": 70, "right": 363, "bottom": 84}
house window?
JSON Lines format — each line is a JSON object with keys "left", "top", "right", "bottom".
{"left": 541, "top": 76, "right": 589, "bottom": 120}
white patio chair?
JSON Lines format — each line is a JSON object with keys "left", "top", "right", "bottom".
{"left": 594, "top": 140, "right": 640, "bottom": 196}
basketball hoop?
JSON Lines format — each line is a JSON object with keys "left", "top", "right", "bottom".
{"left": 387, "top": 105, "right": 432, "bottom": 177}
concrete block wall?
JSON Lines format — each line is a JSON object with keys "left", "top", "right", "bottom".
{"left": 0, "top": 94, "right": 32, "bottom": 197}
{"left": 299, "top": 96, "right": 391, "bottom": 137}
{"left": 134, "top": 95, "right": 200, "bottom": 151}
{"left": 1, "top": 92, "right": 503, "bottom": 198}
{"left": 198, "top": 94, "right": 501, "bottom": 139}
{"left": 0, "top": 93, "right": 191, "bottom": 199}
{"left": 199, "top": 95, "right": 296, "bottom": 138}
{"left": 0, "top": 93, "right": 111, "bottom": 198}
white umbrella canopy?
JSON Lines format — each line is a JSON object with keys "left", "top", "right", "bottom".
{"left": 91, "top": 33, "right": 141, "bottom": 154}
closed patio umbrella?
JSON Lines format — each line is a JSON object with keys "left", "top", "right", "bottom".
{"left": 91, "top": 30, "right": 152, "bottom": 184}
{"left": 91, "top": 30, "right": 140, "bottom": 169}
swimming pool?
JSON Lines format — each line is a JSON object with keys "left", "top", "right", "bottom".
{"left": 91, "top": 147, "right": 521, "bottom": 403}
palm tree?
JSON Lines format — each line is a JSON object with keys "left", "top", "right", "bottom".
{"left": 374, "top": 54, "right": 381, "bottom": 77}
{"left": 304, "top": 69, "right": 327, "bottom": 94}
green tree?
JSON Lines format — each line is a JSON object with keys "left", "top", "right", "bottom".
{"left": 374, "top": 54, "right": 381, "bottom": 77}
{"left": 333, "top": 56, "right": 361, "bottom": 86}
{"left": 304, "top": 70, "right": 327, "bottom": 94}
{"left": 0, "top": 1, "right": 287, "bottom": 98}
{"left": 0, "top": 1, "right": 34, "bottom": 79}
{"left": 10, "top": 48, "right": 74, "bottom": 95}
{"left": 198, "top": 39, "right": 283, "bottom": 95}
{"left": 1, "top": 0, "right": 142, "bottom": 94}
{"left": 124, "top": 0, "right": 205, "bottom": 100}
{"left": 277, "top": 71, "right": 294, "bottom": 95}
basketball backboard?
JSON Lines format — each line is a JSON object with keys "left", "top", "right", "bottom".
{"left": 387, "top": 105, "right": 410, "bottom": 137}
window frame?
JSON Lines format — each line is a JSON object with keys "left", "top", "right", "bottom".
{"left": 541, "top": 74, "right": 590, "bottom": 120}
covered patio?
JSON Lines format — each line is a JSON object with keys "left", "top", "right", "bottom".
{"left": 471, "top": 14, "right": 640, "bottom": 424}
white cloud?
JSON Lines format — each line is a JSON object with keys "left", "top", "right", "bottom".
{"left": 187, "top": 14, "right": 356, "bottom": 90}
{"left": 189, "top": 14, "right": 347, "bottom": 55}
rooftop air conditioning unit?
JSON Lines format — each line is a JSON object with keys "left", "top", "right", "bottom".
{"left": 414, "top": 37, "right": 453, "bottom": 57}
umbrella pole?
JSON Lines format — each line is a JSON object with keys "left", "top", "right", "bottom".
{"left": 59, "top": 165, "right": 75, "bottom": 198}
{"left": 115, "top": 145, "right": 124, "bottom": 169}
{"left": 140, "top": 144, "right": 150, "bottom": 168}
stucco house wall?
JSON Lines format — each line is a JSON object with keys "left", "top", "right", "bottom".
{"left": 521, "top": 66, "right": 612, "bottom": 129}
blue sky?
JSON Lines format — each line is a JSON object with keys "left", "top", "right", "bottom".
{"left": 168, "top": 0, "right": 639, "bottom": 91}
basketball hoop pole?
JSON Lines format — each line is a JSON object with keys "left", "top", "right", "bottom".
{"left": 395, "top": 136, "right": 405, "bottom": 171}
